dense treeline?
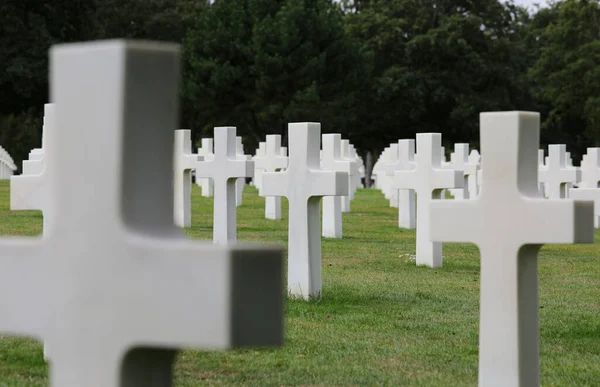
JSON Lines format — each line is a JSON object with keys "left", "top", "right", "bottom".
{"left": 1, "top": 0, "right": 599, "bottom": 172}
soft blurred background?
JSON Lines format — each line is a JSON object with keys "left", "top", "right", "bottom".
{"left": 0, "top": 0, "right": 595, "bottom": 171}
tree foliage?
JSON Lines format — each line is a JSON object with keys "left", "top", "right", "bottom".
{"left": 1, "top": 0, "right": 600, "bottom": 168}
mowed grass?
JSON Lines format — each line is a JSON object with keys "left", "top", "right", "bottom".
{"left": 0, "top": 179, "right": 599, "bottom": 385}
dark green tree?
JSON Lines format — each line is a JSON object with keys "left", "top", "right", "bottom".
{"left": 529, "top": 0, "right": 600, "bottom": 158}
{"left": 183, "top": 0, "right": 366, "bottom": 151}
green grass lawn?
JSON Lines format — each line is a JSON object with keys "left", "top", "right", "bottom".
{"left": 0, "top": 179, "right": 599, "bottom": 386}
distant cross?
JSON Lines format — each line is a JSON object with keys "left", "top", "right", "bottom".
{"left": 235, "top": 136, "right": 251, "bottom": 207}
{"left": 382, "top": 143, "right": 400, "bottom": 208}
{"left": 195, "top": 127, "right": 253, "bottom": 244}
{"left": 340, "top": 139, "right": 358, "bottom": 212}
{"left": 252, "top": 142, "right": 266, "bottom": 190}
{"left": 11, "top": 103, "right": 56, "bottom": 231}
{"left": 320, "top": 133, "right": 352, "bottom": 238}
{"left": 397, "top": 140, "right": 416, "bottom": 228}
{"left": 0, "top": 40, "right": 283, "bottom": 386}
{"left": 196, "top": 138, "right": 214, "bottom": 197}
{"left": 449, "top": 144, "right": 478, "bottom": 200}
{"left": 430, "top": 111, "right": 593, "bottom": 386}
{"left": 538, "top": 144, "right": 579, "bottom": 199}
{"left": 173, "top": 129, "right": 199, "bottom": 228}
{"left": 394, "top": 133, "right": 463, "bottom": 267}
{"left": 261, "top": 123, "right": 348, "bottom": 299}
{"left": 537, "top": 149, "right": 546, "bottom": 196}
{"left": 468, "top": 149, "right": 481, "bottom": 197}
{"left": 579, "top": 148, "right": 600, "bottom": 188}
{"left": 254, "top": 135, "right": 288, "bottom": 220}
{"left": 382, "top": 140, "right": 416, "bottom": 229}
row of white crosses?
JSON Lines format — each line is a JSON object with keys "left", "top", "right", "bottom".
{"left": 0, "top": 145, "right": 17, "bottom": 179}
{"left": 2, "top": 39, "right": 284, "bottom": 386}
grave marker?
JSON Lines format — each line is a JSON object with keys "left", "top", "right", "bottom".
{"left": 252, "top": 142, "right": 266, "bottom": 190}
{"left": 235, "top": 136, "right": 251, "bottom": 207}
{"left": 261, "top": 123, "right": 348, "bottom": 298}
{"left": 430, "top": 111, "right": 593, "bottom": 386}
{"left": 195, "top": 127, "right": 254, "bottom": 244}
{"left": 254, "top": 135, "right": 288, "bottom": 220}
{"left": 0, "top": 40, "right": 283, "bottom": 386}
{"left": 580, "top": 148, "right": 600, "bottom": 188}
{"left": 173, "top": 129, "right": 199, "bottom": 228}
{"left": 394, "top": 133, "right": 463, "bottom": 267}
{"left": 383, "top": 140, "right": 416, "bottom": 229}
{"left": 449, "top": 143, "right": 477, "bottom": 200}
{"left": 321, "top": 133, "right": 352, "bottom": 238}
{"left": 197, "top": 138, "right": 214, "bottom": 197}
{"left": 538, "top": 144, "right": 579, "bottom": 199}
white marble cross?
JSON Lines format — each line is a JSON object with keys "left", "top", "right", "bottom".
{"left": 254, "top": 135, "right": 288, "bottom": 220}
{"left": 197, "top": 138, "right": 214, "bottom": 197}
{"left": 537, "top": 149, "right": 546, "bottom": 196}
{"left": 468, "top": 149, "right": 481, "bottom": 197}
{"left": 0, "top": 147, "right": 16, "bottom": 179}
{"left": 252, "top": 142, "right": 266, "bottom": 190}
{"left": 396, "top": 140, "right": 417, "bottom": 228}
{"left": 579, "top": 148, "right": 600, "bottom": 188}
{"left": 340, "top": 139, "right": 358, "bottom": 212}
{"left": 321, "top": 133, "right": 352, "bottom": 238}
{"left": 430, "top": 111, "right": 594, "bottom": 387}
{"left": 195, "top": 127, "right": 254, "bottom": 244}
{"left": 10, "top": 103, "right": 56, "bottom": 232}
{"left": 382, "top": 143, "right": 400, "bottom": 208}
{"left": 235, "top": 136, "right": 251, "bottom": 207}
{"left": 394, "top": 133, "right": 463, "bottom": 267}
{"left": 383, "top": 140, "right": 416, "bottom": 229}
{"left": 0, "top": 40, "right": 283, "bottom": 386}
{"left": 449, "top": 144, "right": 478, "bottom": 200}
{"left": 173, "top": 129, "right": 199, "bottom": 228}
{"left": 261, "top": 123, "right": 348, "bottom": 299}
{"left": 538, "top": 144, "right": 579, "bottom": 199}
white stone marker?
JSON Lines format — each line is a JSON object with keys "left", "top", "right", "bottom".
{"left": 321, "top": 133, "right": 352, "bottom": 238}
{"left": 11, "top": 103, "right": 56, "bottom": 233}
{"left": 579, "top": 148, "right": 600, "bottom": 188}
{"left": 173, "top": 129, "right": 199, "bottom": 228}
{"left": 0, "top": 40, "right": 283, "bottom": 387}
{"left": 196, "top": 127, "right": 254, "bottom": 244}
{"left": 449, "top": 144, "right": 478, "bottom": 200}
{"left": 538, "top": 149, "right": 546, "bottom": 196}
{"left": 340, "top": 139, "right": 357, "bottom": 212}
{"left": 252, "top": 142, "right": 267, "bottom": 190}
{"left": 394, "top": 133, "right": 463, "bottom": 267}
{"left": 0, "top": 147, "right": 17, "bottom": 179}
{"left": 261, "top": 123, "right": 348, "bottom": 299}
{"left": 235, "top": 136, "right": 251, "bottom": 207}
{"left": 197, "top": 138, "right": 214, "bottom": 197}
{"left": 396, "top": 140, "right": 417, "bottom": 228}
{"left": 538, "top": 144, "right": 579, "bottom": 199}
{"left": 384, "top": 140, "right": 416, "bottom": 229}
{"left": 255, "top": 135, "right": 288, "bottom": 220}
{"left": 468, "top": 149, "right": 481, "bottom": 198}
{"left": 430, "top": 111, "right": 594, "bottom": 387}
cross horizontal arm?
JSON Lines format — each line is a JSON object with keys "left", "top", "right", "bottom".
{"left": 430, "top": 201, "right": 481, "bottom": 243}
{"left": 260, "top": 171, "right": 290, "bottom": 197}
{"left": 123, "top": 237, "right": 284, "bottom": 349}
{"left": 195, "top": 159, "right": 253, "bottom": 180}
